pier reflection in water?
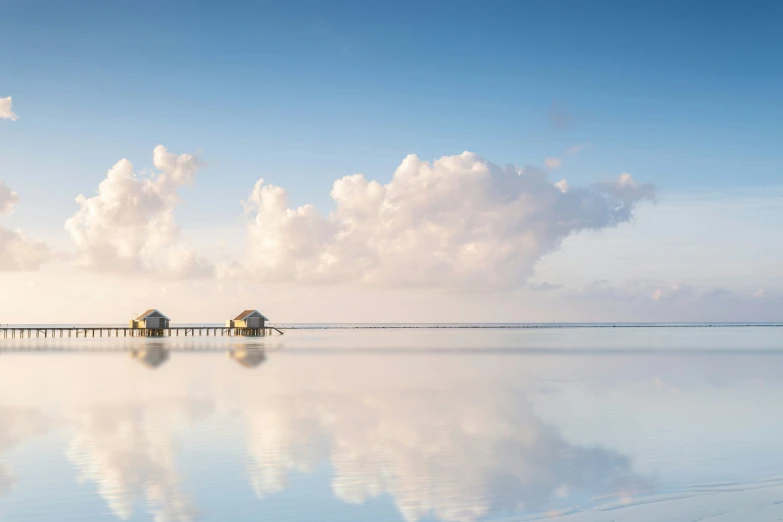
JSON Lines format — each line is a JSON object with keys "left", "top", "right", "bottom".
{"left": 0, "top": 328, "right": 782, "bottom": 521}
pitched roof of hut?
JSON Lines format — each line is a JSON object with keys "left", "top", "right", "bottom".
{"left": 234, "top": 309, "right": 269, "bottom": 321}
{"left": 137, "top": 309, "right": 170, "bottom": 320}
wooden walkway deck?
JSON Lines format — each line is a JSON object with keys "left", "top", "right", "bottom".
{"left": 0, "top": 326, "right": 284, "bottom": 339}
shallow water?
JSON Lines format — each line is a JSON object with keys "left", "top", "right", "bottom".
{"left": 1, "top": 327, "right": 782, "bottom": 521}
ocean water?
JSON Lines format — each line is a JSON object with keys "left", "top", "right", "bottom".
{"left": 0, "top": 326, "right": 782, "bottom": 522}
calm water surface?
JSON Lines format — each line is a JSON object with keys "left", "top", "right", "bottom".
{"left": 1, "top": 327, "right": 782, "bottom": 522}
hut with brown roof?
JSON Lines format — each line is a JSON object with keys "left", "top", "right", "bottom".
{"left": 225, "top": 310, "right": 268, "bottom": 329}
{"left": 129, "top": 309, "right": 171, "bottom": 330}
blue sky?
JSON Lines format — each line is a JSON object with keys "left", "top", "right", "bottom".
{"left": 0, "top": 0, "right": 781, "bottom": 322}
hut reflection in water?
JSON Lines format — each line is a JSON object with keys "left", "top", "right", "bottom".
{"left": 131, "top": 344, "right": 170, "bottom": 369}
{"left": 229, "top": 346, "right": 267, "bottom": 368}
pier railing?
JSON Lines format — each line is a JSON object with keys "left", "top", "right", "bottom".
{"left": 0, "top": 326, "right": 284, "bottom": 339}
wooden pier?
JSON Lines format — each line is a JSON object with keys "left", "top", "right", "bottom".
{"left": 0, "top": 326, "right": 284, "bottom": 339}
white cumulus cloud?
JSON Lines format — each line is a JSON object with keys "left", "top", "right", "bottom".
{"left": 65, "top": 146, "right": 214, "bottom": 278}
{"left": 0, "top": 182, "right": 50, "bottom": 271}
{"left": 235, "top": 152, "right": 655, "bottom": 288}
{"left": 0, "top": 227, "right": 50, "bottom": 271}
{"left": 0, "top": 97, "right": 18, "bottom": 121}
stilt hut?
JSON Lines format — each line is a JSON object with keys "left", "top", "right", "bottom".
{"left": 225, "top": 310, "right": 269, "bottom": 336}
{"left": 226, "top": 310, "right": 268, "bottom": 329}
{"left": 129, "top": 309, "right": 170, "bottom": 336}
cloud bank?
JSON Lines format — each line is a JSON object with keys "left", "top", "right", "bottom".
{"left": 65, "top": 146, "right": 214, "bottom": 278}
{"left": 0, "top": 182, "right": 50, "bottom": 271}
{"left": 0, "top": 97, "right": 18, "bottom": 121}
{"left": 570, "top": 279, "right": 780, "bottom": 306}
{"left": 560, "top": 279, "right": 783, "bottom": 322}
{"left": 236, "top": 152, "right": 655, "bottom": 288}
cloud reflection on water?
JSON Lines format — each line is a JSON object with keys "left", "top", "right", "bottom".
{"left": 242, "top": 389, "right": 650, "bottom": 522}
{"left": 0, "top": 408, "right": 49, "bottom": 497}
{"left": 0, "top": 329, "right": 782, "bottom": 522}
{"left": 67, "top": 401, "right": 212, "bottom": 522}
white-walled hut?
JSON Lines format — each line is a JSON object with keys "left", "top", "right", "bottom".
{"left": 130, "top": 309, "right": 171, "bottom": 330}
{"left": 226, "top": 310, "right": 268, "bottom": 329}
